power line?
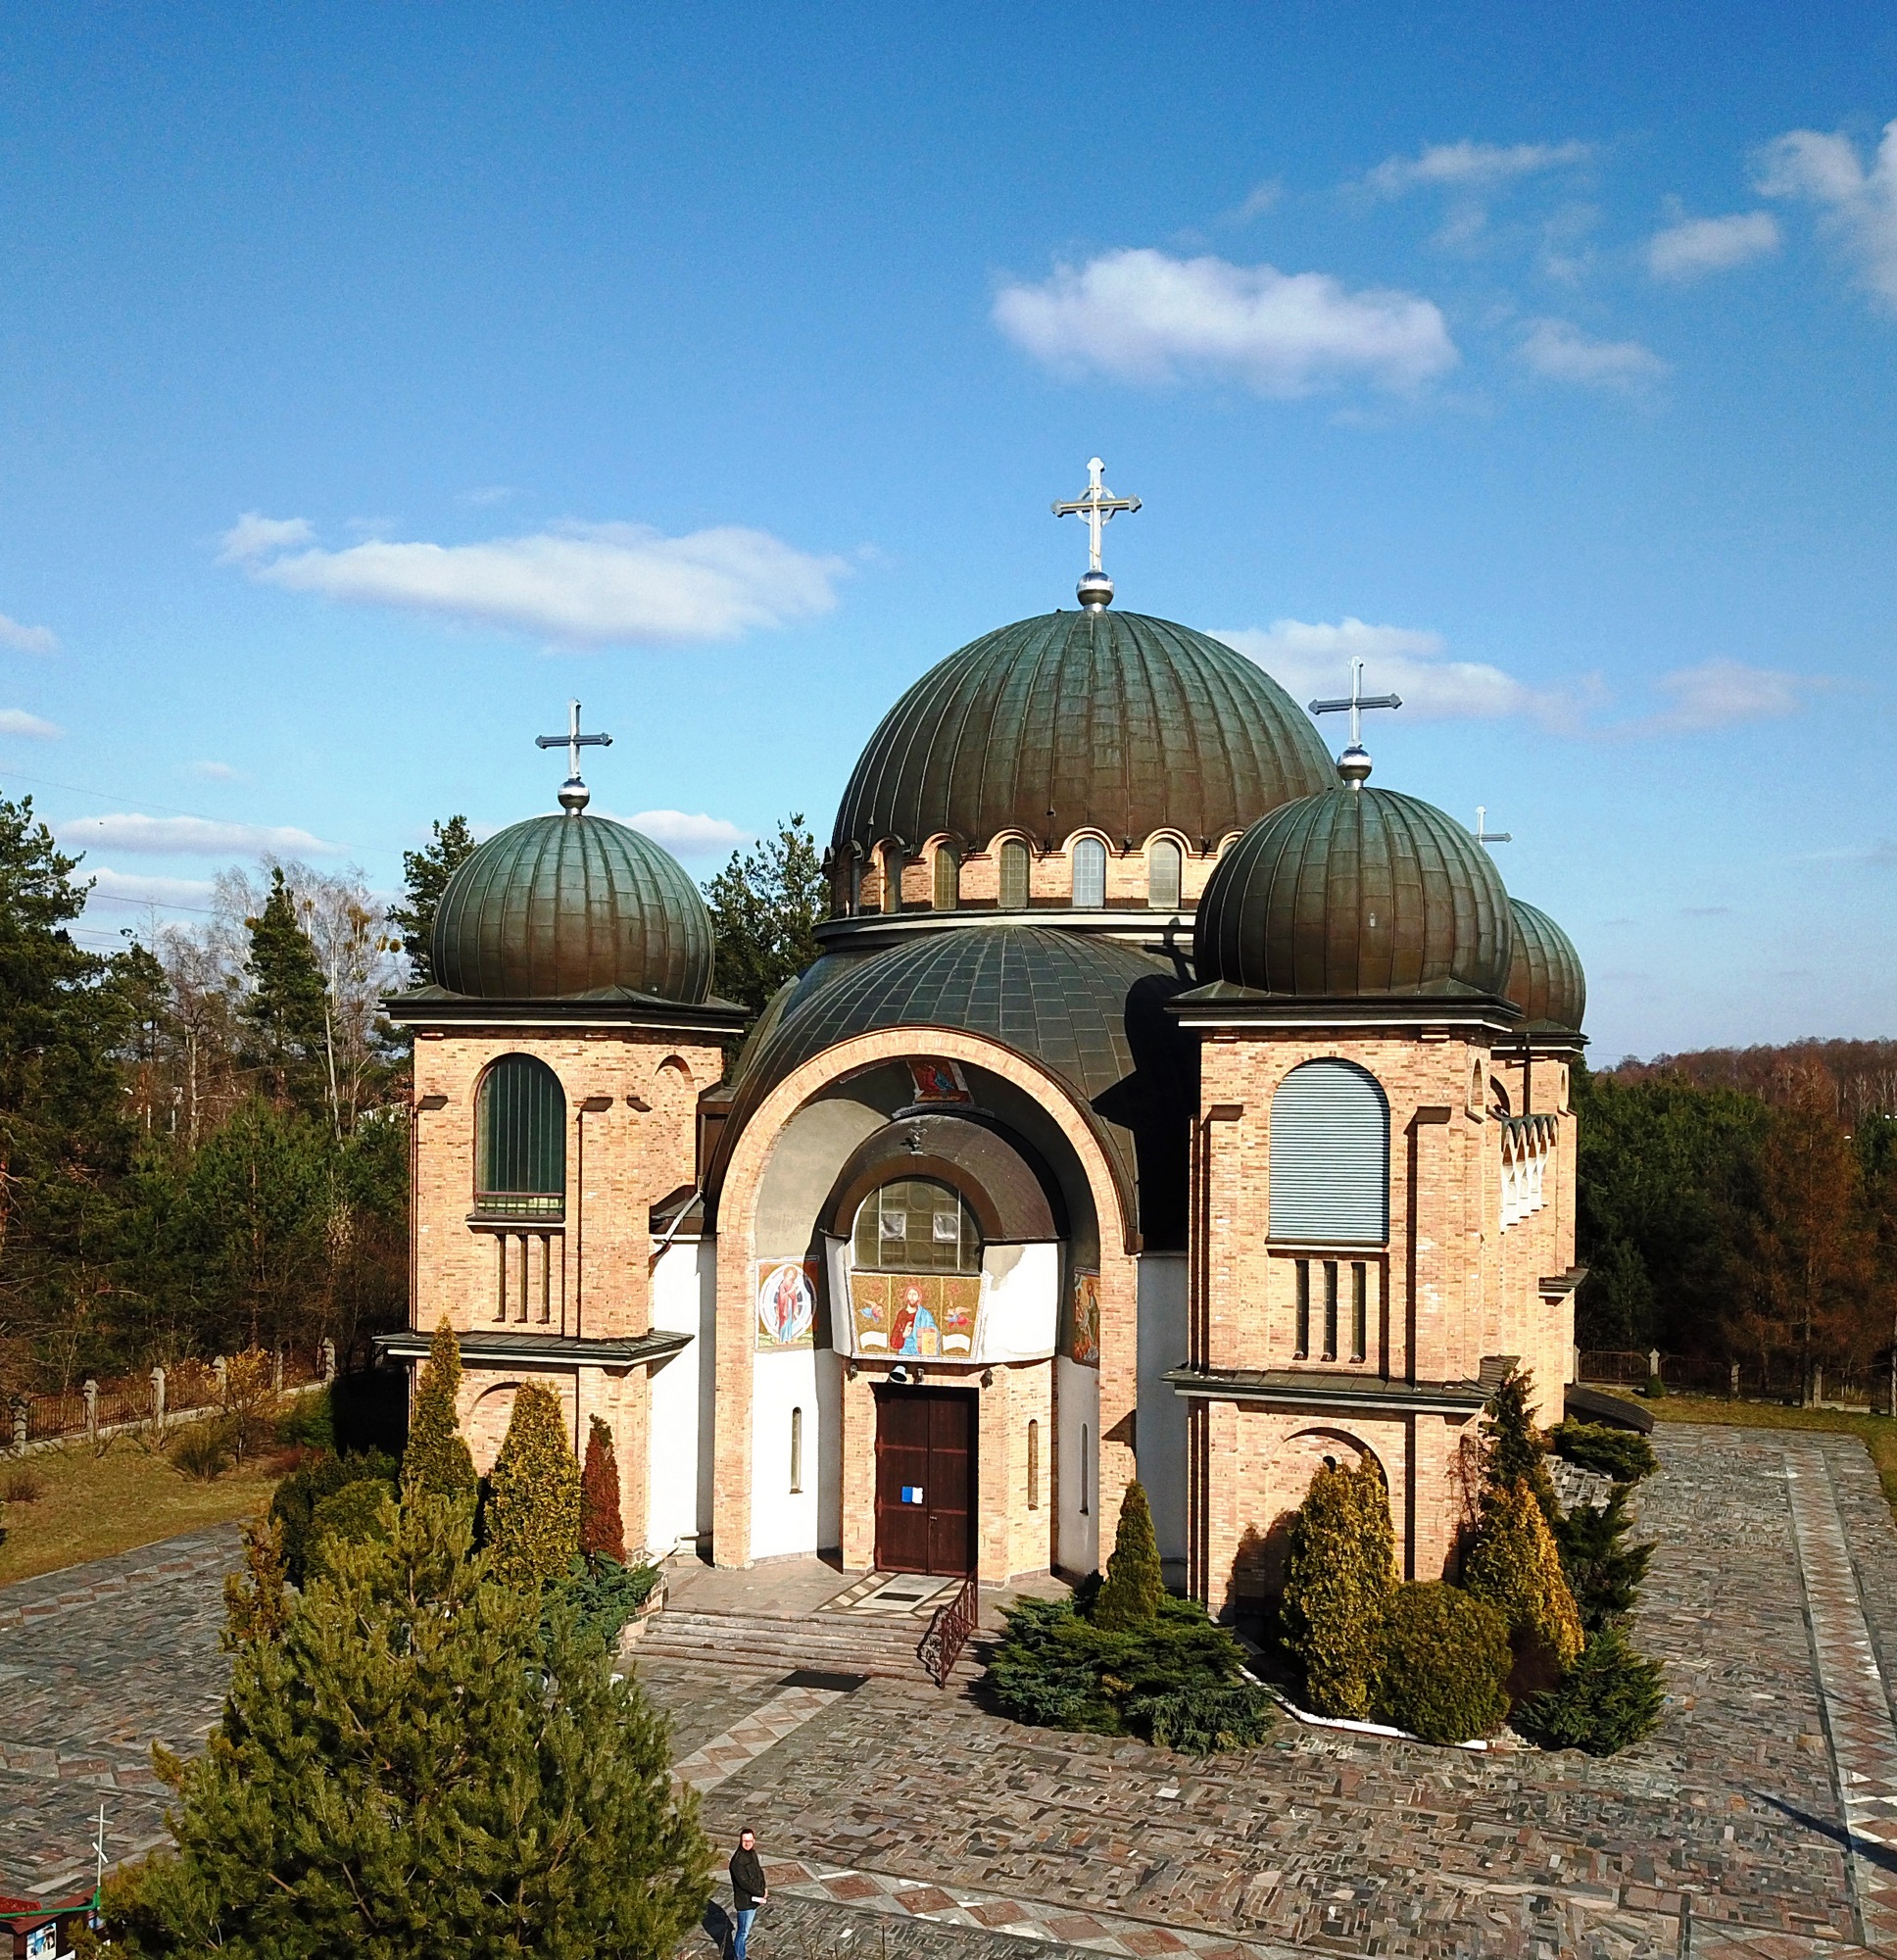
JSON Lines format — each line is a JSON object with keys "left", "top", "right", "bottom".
{"left": 80, "top": 889, "right": 219, "bottom": 917}
{"left": 0, "top": 766, "right": 249, "bottom": 827}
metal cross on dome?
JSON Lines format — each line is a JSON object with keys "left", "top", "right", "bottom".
{"left": 1474, "top": 806, "right": 1513, "bottom": 848}
{"left": 1052, "top": 458, "right": 1141, "bottom": 606}
{"left": 536, "top": 699, "right": 612, "bottom": 811}
{"left": 1309, "top": 657, "right": 1402, "bottom": 778}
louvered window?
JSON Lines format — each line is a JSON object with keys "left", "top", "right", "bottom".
{"left": 1072, "top": 837, "right": 1107, "bottom": 908}
{"left": 476, "top": 1054, "right": 565, "bottom": 1217}
{"left": 1148, "top": 837, "right": 1182, "bottom": 910}
{"left": 998, "top": 839, "right": 1030, "bottom": 911}
{"left": 1269, "top": 1060, "right": 1389, "bottom": 1244}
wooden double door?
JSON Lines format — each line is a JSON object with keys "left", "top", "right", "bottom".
{"left": 873, "top": 1386, "right": 976, "bottom": 1575}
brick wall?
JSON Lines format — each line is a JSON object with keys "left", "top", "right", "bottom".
{"left": 852, "top": 828, "right": 1238, "bottom": 915}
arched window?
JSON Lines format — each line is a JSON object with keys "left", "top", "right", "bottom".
{"left": 1148, "top": 837, "right": 1182, "bottom": 911}
{"left": 1269, "top": 1060, "right": 1389, "bottom": 1244}
{"left": 1072, "top": 836, "right": 1107, "bottom": 909}
{"left": 476, "top": 1054, "right": 565, "bottom": 1217}
{"left": 851, "top": 1176, "right": 983, "bottom": 1274}
{"left": 997, "top": 838, "right": 1030, "bottom": 911}
{"left": 790, "top": 1406, "right": 803, "bottom": 1494}
{"left": 1027, "top": 1418, "right": 1040, "bottom": 1510}
{"left": 881, "top": 845, "right": 906, "bottom": 913}
{"left": 932, "top": 845, "right": 959, "bottom": 912}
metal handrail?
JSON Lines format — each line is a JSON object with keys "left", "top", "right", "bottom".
{"left": 917, "top": 1572, "right": 980, "bottom": 1689}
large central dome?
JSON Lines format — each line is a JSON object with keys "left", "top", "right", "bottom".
{"left": 832, "top": 610, "right": 1334, "bottom": 859}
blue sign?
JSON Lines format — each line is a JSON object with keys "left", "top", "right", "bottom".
{"left": 901, "top": 1486, "right": 924, "bottom": 1504}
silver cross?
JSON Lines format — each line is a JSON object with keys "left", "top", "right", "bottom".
{"left": 1308, "top": 658, "right": 1403, "bottom": 751}
{"left": 535, "top": 700, "right": 611, "bottom": 810}
{"left": 1051, "top": 457, "right": 1142, "bottom": 575}
{"left": 1474, "top": 806, "right": 1513, "bottom": 847}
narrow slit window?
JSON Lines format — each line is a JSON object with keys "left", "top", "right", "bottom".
{"left": 1148, "top": 837, "right": 1183, "bottom": 910}
{"left": 933, "top": 845, "right": 959, "bottom": 911}
{"left": 998, "top": 839, "right": 1030, "bottom": 911}
{"left": 1351, "top": 1262, "right": 1368, "bottom": 1362}
{"left": 1072, "top": 836, "right": 1107, "bottom": 909}
{"left": 1080, "top": 1424, "right": 1092, "bottom": 1516}
{"left": 1323, "top": 1260, "right": 1338, "bottom": 1361}
{"left": 1294, "top": 1259, "right": 1310, "bottom": 1359}
{"left": 1027, "top": 1418, "right": 1040, "bottom": 1510}
{"left": 789, "top": 1406, "right": 803, "bottom": 1494}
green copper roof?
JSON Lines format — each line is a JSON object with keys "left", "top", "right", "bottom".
{"left": 831, "top": 610, "right": 1335, "bottom": 859}
{"left": 716, "top": 924, "right": 1197, "bottom": 1247}
{"left": 1505, "top": 898, "right": 1586, "bottom": 1034}
{"left": 430, "top": 811, "right": 715, "bottom": 1004}
{"left": 1193, "top": 783, "right": 1515, "bottom": 1002}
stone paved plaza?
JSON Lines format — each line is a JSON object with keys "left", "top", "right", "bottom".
{"left": 8, "top": 1424, "right": 1897, "bottom": 1956}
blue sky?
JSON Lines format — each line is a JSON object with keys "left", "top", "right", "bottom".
{"left": 2, "top": 4, "right": 1894, "bottom": 1061}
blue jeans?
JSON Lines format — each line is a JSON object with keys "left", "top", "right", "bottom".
{"left": 733, "top": 1907, "right": 757, "bottom": 1960}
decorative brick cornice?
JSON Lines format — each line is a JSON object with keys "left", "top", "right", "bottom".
{"left": 375, "top": 1329, "right": 690, "bottom": 1369}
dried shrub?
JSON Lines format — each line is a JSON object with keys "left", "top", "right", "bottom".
{"left": 1281, "top": 1457, "right": 1397, "bottom": 1718}
{"left": 3, "top": 1465, "right": 46, "bottom": 1503}
{"left": 170, "top": 1419, "right": 235, "bottom": 1483}
{"left": 578, "top": 1416, "right": 626, "bottom": 1564}
{"left": 1373, "top": 1583, "right": 1511, "bottom": 1743}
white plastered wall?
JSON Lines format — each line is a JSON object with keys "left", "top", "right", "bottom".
{"left": 648, "top": 1235, "right": 717, "bottom": 1558}
{"left": 1055, "top": 1354, "right": 1100, "bottom": 1579}
{"left": 751, "top": 1345, "right": 844, "bottom": 1558}
{"left": 1135, "top": 1250, "right": 1189, "bottom": 1585}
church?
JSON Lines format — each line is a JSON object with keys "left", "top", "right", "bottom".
{"left": 382, "top": 462, "right": 1586, "bottom": 1615}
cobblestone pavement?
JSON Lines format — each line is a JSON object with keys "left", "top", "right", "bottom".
{"left": 12, "top": 1428, "right": 1897, "bottom": 1959}
{"left": 0, "top": 1523, "right": 241, "bottom": 1894}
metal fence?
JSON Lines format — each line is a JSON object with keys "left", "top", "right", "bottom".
{"left": 1580, "top": 1348, "right": 1880, "bottom": 1409}
{"left": 5, "top": 1344, "right": 333, "bottom": 1453}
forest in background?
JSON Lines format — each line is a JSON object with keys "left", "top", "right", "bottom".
{"left": 2, "top": 783, "right": 1890, "bottom": 1404}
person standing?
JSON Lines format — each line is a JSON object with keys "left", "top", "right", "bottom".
{"left": 729, "top": 1829, "right": 767, "bottom": 1960}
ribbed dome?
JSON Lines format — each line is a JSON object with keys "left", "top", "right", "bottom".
{"left": 1505, "top": 898, "right": 1586, "bottom": 1033}
{"left": 832, "top": 611, "right": 1334, "bottom": 861}
{"left": 431, "top": 812, "right": 714, "bottom": 1004}
{"left": 1193, "top": 784, "right": 1515, "bottom": 1001}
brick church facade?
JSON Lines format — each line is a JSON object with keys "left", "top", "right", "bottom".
{"left": 384, "top": 472, "right": 1586, "bottom": 1613}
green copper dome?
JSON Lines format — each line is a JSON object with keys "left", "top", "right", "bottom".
{"left": 431, "top": 811, "right": 715, "bottom": 1004}
{"left": 1193, "top": 782, "right": 1515, "bottom": 1001}
{"left": 832, "top": 610, "right": 1334, "bottom": 860}
{"left": 1505, "top": 898, "right": 1586, "bottom": 1033}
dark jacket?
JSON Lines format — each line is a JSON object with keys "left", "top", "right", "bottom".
{"left": 730, "top": 1846, "right": 767, "bottom": 1911}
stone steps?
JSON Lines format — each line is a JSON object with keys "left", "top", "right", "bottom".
{"left": 632, "top": 1606, "right": 949, "bottom": 1682}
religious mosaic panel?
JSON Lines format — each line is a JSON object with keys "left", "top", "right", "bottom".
{"left": 848, "top": 1271, "right": 981, "bottom": 1358}
{"left": 755, "top": 1257, "right": 817, "bottom": 1350}
{"left": 1066, "top": 1269, "right": 1101, "bottom": 1366}
{"left": 905, "top": 1056, "right": 972, "bottom": 1104}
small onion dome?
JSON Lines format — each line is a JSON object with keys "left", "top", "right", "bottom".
{"left": 832, "top": 610, "right": 1334, "bottom": 862}
{"left": 1193, "top": 783, "right": 1514, "bottom": 1000}
{"left": 431, "top": 811, "right": 714, "bottom": 1004}
{"left": 1505, "top": 898, "right": 1586, "bottom": 1033}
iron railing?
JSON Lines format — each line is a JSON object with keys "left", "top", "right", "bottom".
{"left": 917, "top": 1572, "right": 980, "bottom": 1689}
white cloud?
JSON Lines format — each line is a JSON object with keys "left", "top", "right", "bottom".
{"left": 0, "top": 612, "right": 58, "bottom": 655}
{"left": 189, "top": 760, "right": 240, "bottom": 781}
{"left": 993, "top": 248, "right": 1457, "bottom": 397}
{"left": 80, "top": 867, "right": 218, "bottom": 907}
{"left": 1644, "top": 658, "right": 1810, "bottom": 731}
{"left": 57, "top": 813, "right": 346, "bottom": 857}
{"left": 599, "top": 808, "right": 752, "bottom": 857}
{"left": 0, "top": 708, "right": 63, "bottom": 738}
{"left": 1214, "top": 617, "right": 1574, "bottom": 727}
{"left": 1646, "top": 211, "right": 1780, "bottom": 280}
{"left": 1519, "top": 318, "right": 1670, "bottom": 389}
{"left": 218, "top": 512, "right": 316, "bottom": 564}
{"left": 458, "top": 485, "right": 518, "bottom": 507}
{"left": 1363, "top": 139, "right": 1592, "bottom": 198}
{"left": 224, "top": 517, "right": 847, "bottom": 648}
{"left": 1757, "top": 119, "right": 1897, "bottom": 309}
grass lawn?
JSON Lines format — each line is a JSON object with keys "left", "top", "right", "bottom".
{"left": 0, "top": 1435, "right": 280, "bottom": 1588}
{"left": 1584, "top": 1386, "right": 1897, "bottom": 1518}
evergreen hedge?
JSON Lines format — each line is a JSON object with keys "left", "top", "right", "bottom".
{"left": 1372, "top": 1583, "right": 1511, "bottom": 1743}
{"left": 1281, "top": 1458, "right": 1397, "bottom": 1718}
{"left": 487, "top": 1383, "right": 581, "bottom": 1588}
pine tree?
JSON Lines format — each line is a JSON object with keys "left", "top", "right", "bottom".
{"left": 1281, "top": 1458, "right": 1398, "bottom": 1719}
{"left": 1552, "top": 1483, "right": 1654, "bottom": 1632}
{"left": 701, "top": 814, "right": 826, "bottom": 1019}
{"left": 389, "top": 815, "right": 476, "bottom": 988}
{"left": 240, "top": 867, "right": 331, "bottom": 1111}
{"left": 579, "top": 1414, "right": 627, "bottom": 1563}
{"left": 488, "top": 1382, "right": 581, "bottom": 1587}
{"left": 102, "top": 1495, "right": 711, "bottom": 1957}
{"left": 401, "top": 1319, "right": 477, "bottom": 1505}
{"left": 1462, "top": 1477, "right": 1585, "bottom": 1669}
{"left": 1094, "top": 1478, "right": 1163, "bottom": 1629}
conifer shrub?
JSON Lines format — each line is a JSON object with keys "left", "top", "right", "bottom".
{"left": 1514, "top": 1627, "right": 1665, "bottom": 1755}
{"left": 1462, "top": 1477, "right": 1585, "bottom": 1670}
{"left": 304, "top": 1480, "right": 397, "bottom": 1584}
{"left": 1546, "top": 1421, "right": 1657, "bottom": 1486}
{"left": 274, "top": 1388, "right": 335, "bottom": 1453}
{"left": 1280, "top": 1457, "right": 1397, "bottom": 1719}
{"left": 1481, "top": 1367, "right": 1560, "bottom": 1525}
{"left": 269, "top": 1448, "right": 400, "bottom": 1587}
{"left": 401, "top": 1319, "right": 477, "bottom": 1505}
{"left": 1372, "top": 1583, "right": 1511, "bottom": 1743}
{"left": 984, "top": 1593, "right": 1273, "bottom": 1750}
{"left": 1094, "top": 1478, "right": 1163, "bottom": 1630}
{"left": 579, "top": 1414, "right": 627, "bottom": 1563}
{"left": 554, "top": 1554, "right": 661, "bottom": 1653}
{"left": 102, "top": 1495, "right": 710, "bottom": 1955}
{"left": 1552, "top": 1482, "right": 1654, "bottom": 1632}
{"left": 487, "top": 1382, "right": 581, "bottom": 1588}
